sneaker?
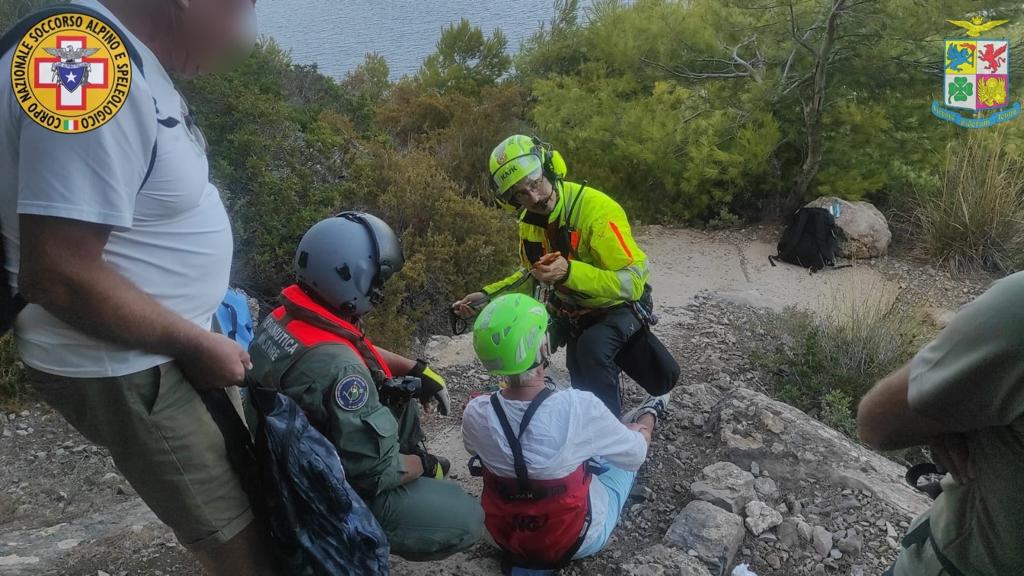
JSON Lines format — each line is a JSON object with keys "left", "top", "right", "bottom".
{"left": 622, "top": 392, "right": 670, "bottom": 426}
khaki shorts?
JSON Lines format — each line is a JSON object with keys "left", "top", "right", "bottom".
{"left": 26, "top": 362, "right": 254, "bottom": 551}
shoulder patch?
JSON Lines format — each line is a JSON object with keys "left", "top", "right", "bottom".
{"left": 10, "top": 11, "right": 133, "bottom": 133}
{"left": 334, "top": 375, "right": 370, "bottom": 411}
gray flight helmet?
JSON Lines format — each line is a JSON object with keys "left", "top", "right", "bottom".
{"left": 294, "top": 212, "right": 405, "bottom": 318}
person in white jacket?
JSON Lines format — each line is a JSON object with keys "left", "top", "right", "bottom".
{"left": 462, "top": 293, "right": 668, "bottom": 574}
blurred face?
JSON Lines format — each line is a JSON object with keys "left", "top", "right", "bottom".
{"left": 169, "top": 0, "right": 258, "bottom": 76}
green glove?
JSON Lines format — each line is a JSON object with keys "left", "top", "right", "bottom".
{"left": 410, "top": 360, "right": 451, "bottom": 416}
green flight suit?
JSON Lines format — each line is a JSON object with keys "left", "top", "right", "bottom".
{"left": 248, "top": 294, "right": 483, "bottom": 562}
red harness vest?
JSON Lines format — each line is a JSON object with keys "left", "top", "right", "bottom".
{"left": 480, "top": 389, "right": 592, "bottom": 568}
{"left": 272, "top": 284, "right": 393, "bottom": 381}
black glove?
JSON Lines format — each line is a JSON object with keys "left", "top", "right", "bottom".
{"left": 409, "top": 360, "right": 451, "bottom": 416}
{"left": 418, "top": 451, "right": 451, "bottom": 479}
{"left": 378, "top": 376, "right": 421, "bottom": 406}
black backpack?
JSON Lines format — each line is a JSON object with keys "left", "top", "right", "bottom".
{"left": 0, "top": 4, "right": 158, "bottom": 334}
{"left": 770, "top": 207, "right": 843, "bottom": 273}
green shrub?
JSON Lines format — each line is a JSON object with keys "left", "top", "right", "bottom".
{"left": 351, "top": 147, "right": 518, "bottom": 351}
{"left": 0, "top": 335, "right": 27, "bottom": 411}
{"left": 0, "top": 0, "right": 50, "bottom": 30}
{"left": 531, "top": 74, "right": 781, "bottom": 223}
{"left": 377, "top": 83, "right": 532, "bottom": 199}
{"left": 419, "top": 18, "right": 511, "bottom": 97}
{"left": 376, "top": 19, "right": 532, "bottom": 201}
{"left": 820, "top": 389, "right": 857, "bottom": 438}
{"left": 911, "top": 129, "right": 1024, "bottom": 275}
{"left": 339, "top": 53, "right": 392, "bottom": 133}
{"left": 756, "top": 291, "right": 928, "bottom": 436}
{"left": 179, "top": 43, "right": 518, "bottom": 353}
{"left": 515, "top": 0, "right": 1020, "bottom": 220}
{"left": 515, "top": 0, "right": 586, "bottom": 80}
{"left": 180, "top": 44, "right": 363, "bottom": 299}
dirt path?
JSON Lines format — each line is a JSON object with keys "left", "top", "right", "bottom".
{"left": 0, "top": 226, "right": 987, "bottom": 576}
{"left": 637, "top": 226, "right": 900, "bottom": 315}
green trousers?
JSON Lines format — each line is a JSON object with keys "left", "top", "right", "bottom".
{"left": 370, "top": 400, "right": 483, "bottom": 561}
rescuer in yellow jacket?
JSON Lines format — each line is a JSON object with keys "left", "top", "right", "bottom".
{"left": 455, "top": 135, "right": 676, "bottom": 416}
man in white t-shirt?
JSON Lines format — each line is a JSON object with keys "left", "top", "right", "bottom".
{"left": 462, "top": 294, "right": 667, "bottom": 574}
{"left": 0, "top": 1, "right": 278, "bottom": 574}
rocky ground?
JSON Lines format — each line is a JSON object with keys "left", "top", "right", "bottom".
{"left": 0, "top": 225, "right": 996, "bottom": 576}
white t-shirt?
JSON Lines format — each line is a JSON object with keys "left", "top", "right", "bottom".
{"left": 0, "top": 0, "right": 233, "bottom": 377}
{"left": 462, "top": 388, "right": 649, "bottom": 555}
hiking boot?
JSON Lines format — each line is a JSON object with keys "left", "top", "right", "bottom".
{"left": 622, "top": 392, "right": 670, "bottom": 426}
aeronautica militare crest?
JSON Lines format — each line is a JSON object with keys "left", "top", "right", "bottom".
{"left": 9, "top": 11, "right": 132, "bottom": 133}
{"left": 932, "top": 16, "right": 1020, "bottom": 127}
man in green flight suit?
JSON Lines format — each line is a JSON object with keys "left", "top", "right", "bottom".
{"left": 249, "top": 212, "right": 483, "bottom": 561}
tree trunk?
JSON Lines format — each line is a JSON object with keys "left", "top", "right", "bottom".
{"left": 785, "top": 0, "right": 847, "bottom": 213}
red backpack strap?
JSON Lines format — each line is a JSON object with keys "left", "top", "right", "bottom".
{"left": 490, "top": 388, "right": 555, "bottom": 493}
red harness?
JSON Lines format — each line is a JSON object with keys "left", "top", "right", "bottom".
{"left": 480, "top": 389, "right": 592, "bottom": 568}
{"left": 272, "top": 285, "right": 393, "bottom": 379}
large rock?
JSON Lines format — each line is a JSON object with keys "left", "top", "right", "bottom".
{"left": 708, "top": 387, "right": 931, "bottom": 519}
{"left": 806, "top": 196, "right": 892, "bottom": 259}
{"left": 811, "top": 525, "right": 833, "bottom": 558}
{"left": 744, "top": 500, "right": 783, "bottom": 536}
{"left": 675, "top": 384, "right": 725, "bottom": 429}
{"left": 689, "top": 462, "right": 756, "bottom": 514}
{"left": 621, "top": 544, "right": 712, "bottom": 576}
{"left": 777, "top": 518, "right": 801, "bottom": 549}
{"left": 753, "top": 476, "right": 779, "bottom": 502}
{"left": 665, "top": 500, "right": 745, "bottom": 576}
{"left": 837, "top": 529, "right": 864, "bottom": 558}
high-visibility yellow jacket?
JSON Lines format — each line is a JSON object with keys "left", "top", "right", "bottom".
{"left": 482, "top": 181, "right": 648, "bottom": 310}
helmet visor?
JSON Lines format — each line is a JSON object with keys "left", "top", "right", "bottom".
{"left": 499, "top": 168, "right": 544, "bottom": 210}
{"left": 492, "top": 154, "right": 543, "bottom": 196}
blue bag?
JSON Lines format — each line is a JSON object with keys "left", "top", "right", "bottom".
{"left": 214, "top": 288, "right": 255, "bottom": 350}
{"left": 249, "top": 381, "right": 391, "bottom": 575}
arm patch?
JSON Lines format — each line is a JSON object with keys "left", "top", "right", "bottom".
{"left": 335, "top": 375, "right": 370, "bottom": 411}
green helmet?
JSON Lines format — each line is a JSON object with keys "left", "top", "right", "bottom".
{"left": 488, "top": 135, "right": 567, "bottom": 199}
{"left": 472, "top": 294, "right": 549, "bottom": 376}
{"left": 489, "top": 135, "right": 543, "bottom": 196}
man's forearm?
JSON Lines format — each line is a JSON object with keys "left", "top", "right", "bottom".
{"left": 857, "top": 364, "right": 948, "bottom": 450}
{"left": 24, "top": 259, "right": 208, "bottom": 358}
{"left": 376, "top": 347, "right": 417, "bottom": 377}
{"left": 400, "top": 453, "right": 424, "bottom": 485}
{"left": 483, "top": 268, "right": 534, "bottom": 297}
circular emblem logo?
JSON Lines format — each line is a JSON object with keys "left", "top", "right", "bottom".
{"left": 334, "top": 376, "right": 370, "bottom": 411}
{"left": 9, "top": 12, "right": 133, "bottom": 134}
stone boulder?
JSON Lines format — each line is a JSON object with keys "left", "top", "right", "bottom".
{"left": 708, "top": 387, "right": 930, "bottom": 519}
{"left": 621, "top": 544, "right": 712, "bottom": 576}
{"left": 753, "top": 476, "right": 779, "bottom": 502}
{"left": 689, "top": 462, "right": 756, "bottom": 514}
{"left": 777, "top": 518, "right": 801, "bottom": 549}
{"left": 744, "top": 500, "right": 783, "bottom": 536}
{"left": 837, "top": 528, "right": 864, "bottom": 558}
{"left": 811, "top": 525, "right": 833, "bottom": 558}
{"left": 665, "top": 500, "right": 745, "bottom": 576}
{"left": 806, "top": 196, "right": 892, "bottom": 259}
{"left": 675, "top": 384, "right": 725, "bottom": 429}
